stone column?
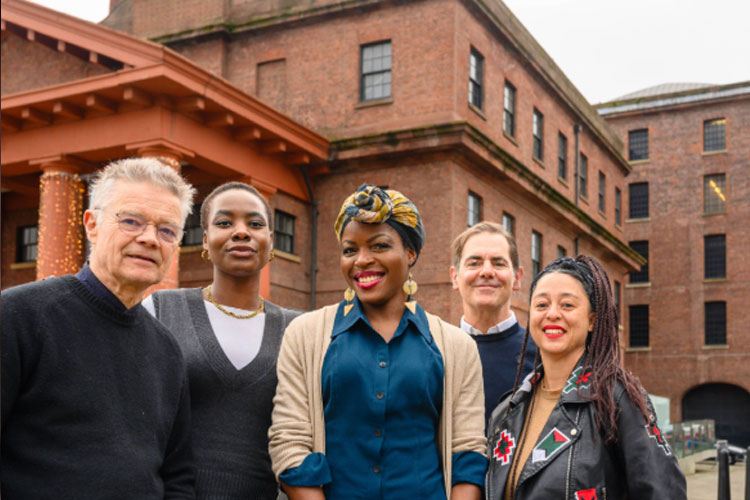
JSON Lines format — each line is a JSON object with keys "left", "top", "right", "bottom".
{"left": 36, "top": 161, "right": 85, "bottom": 280}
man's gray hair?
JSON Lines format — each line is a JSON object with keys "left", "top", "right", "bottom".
{"left": 88, "top": 158, "right": 197, "bottom": 225}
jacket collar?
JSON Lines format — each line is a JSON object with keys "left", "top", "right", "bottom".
{"left": 331, "top": 297, "right": 433, "bottom": 344}
{"left": 510, "top": 353, "right": 592, "bottom": 406}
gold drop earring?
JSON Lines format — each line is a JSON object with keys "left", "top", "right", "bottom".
{"left": 343, "top": 287, "right": 356, "bottom": 316}
{"left": 201, "top": 249, "right": 211, "bottom": 262}
{"left": 403, "top": 272, "right": 418, "bottom": 314}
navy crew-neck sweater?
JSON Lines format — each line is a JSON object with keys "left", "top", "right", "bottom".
{"left": 1, "top": 276, "right": 194, "bottom": 499}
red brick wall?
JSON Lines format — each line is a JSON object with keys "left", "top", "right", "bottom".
{"left": 604, "top": 96, "right": 750, "bottom": 420}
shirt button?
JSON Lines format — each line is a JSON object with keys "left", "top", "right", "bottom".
{"left": 379, "top": 361, "right": 387, "bottom": 368}
{"left": 570, "top": 429, "right": 578, "bottom": 436}
{"left": 373, "top": 465, "right": 381, "bottom": 473}
{"left": 374, "top": 428, "right": 382, "bottom": 437}
{"left": 376, "top": 392, "right": 384, "bottom": 400}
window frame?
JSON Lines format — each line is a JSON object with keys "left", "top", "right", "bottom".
{"left": 531, "top": 230, "right": 542, "bottom": 277}
{"left": 579, "top": 153, "right": 588, "bottom": 198}
{"left": 502, "top": 212, "right": 516, "bottom": 236}
{"left": 532, "top": 108, "right": 544, "bottom": 161}
{"left": 503, "top": 81, "right": 516, "bottom": 137}
{"left": 704, "top": 234, "right": 726, "bottom": 279}
{"left": 703, "top": 118, "right": 726, "bottom": 152}
{"left": 615, "top": 187, "right": 622, "bottom": 226}
{"left": 274, "top": 210, "right": 296, "bottom": 255}
{"left": 467, "top": 191, "right": 482, "bottom": 227}
{"left": 181, "top": 203, "right": 203, "bottom": 247}
{"left": 557, "top": 133, "right": 567, "bottom": 180}
{"left": 598, "top": 171, "right": 606, "bottom": 213}
{"left": 628, "top": 128, "right": 649, "bottom": 161}
{"left": 16, "top": 225, "right": 39, "bottom": 263}
{"left": 628, "top": 182, "right": 649, "bottom": 219}
{"left": 359, "top": 40, "right": 392, "bottom": 102}
{"left": 703, "top": 173, "right": 727, "bottom": 214}
{"left": 629, "top": 304, "right": 649, "bottom": 347}
{"left": 704, "top": 301, "right": 727, "bottom": 345}
{"left": 468, "top": 47, "right": 484, "bottom": 109}
{"left": 629, "top": 240, "right": 649, "bottom": 283}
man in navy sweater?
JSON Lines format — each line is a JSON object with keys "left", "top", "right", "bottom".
{"left": 1, "top": 158, "right": 197, "bottom": 499}
{"left": 450, "top": 221, "right": 537, "bottom": 423}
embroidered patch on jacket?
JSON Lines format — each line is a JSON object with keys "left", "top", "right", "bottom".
{"left": 575, "top": 489, "right": 597, "bottom": 500}
{"left": 531, "top": 427, "right": 570, "bottom": 463}
{"left": 562, "top": 367, "right": 592, "bottom": 394}
{"left": 493, "top": 429, "right": 516, "bottom": 465}
{"left": 645, "top": 422, "right": 673, "bottom": 456}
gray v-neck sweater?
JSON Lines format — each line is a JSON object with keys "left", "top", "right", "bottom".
{"left": 151, "top": 288, "right": 300, "bottom": 500}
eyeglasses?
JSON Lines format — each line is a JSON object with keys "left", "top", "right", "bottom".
{"left": 114, "top": 212, "right": 183, "bottom": 245}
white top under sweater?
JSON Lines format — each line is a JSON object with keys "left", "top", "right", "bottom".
{"left": 142, "top": 295, "right": 265, "bottom": 370}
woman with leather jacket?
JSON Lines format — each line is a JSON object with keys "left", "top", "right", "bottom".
{"left": 485, "top": 255, "right": 686, "bottom": 500}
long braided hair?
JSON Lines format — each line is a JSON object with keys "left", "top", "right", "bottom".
{"left": 508, "top": 255, "right": 649, "bottom": 443}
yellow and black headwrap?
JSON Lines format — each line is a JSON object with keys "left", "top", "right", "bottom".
{"left": 334, "top": 184, "right": 425, "bottom": 259}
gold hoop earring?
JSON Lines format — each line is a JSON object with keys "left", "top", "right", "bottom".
{"left": 201, "top": 249, "right": 211, "bottom": 262}
{"left": 343, "top": 287, "right": 356, "bottom": 316}
{"left": 403, "top": 272, "right": 418, "bottom": 314}
{"left": 269, "top": 249, "right": 276, "bottom": 262}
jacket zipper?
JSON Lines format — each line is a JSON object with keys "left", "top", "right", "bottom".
{"left": 565, "top": 408, "right": 582, "bottom": 500}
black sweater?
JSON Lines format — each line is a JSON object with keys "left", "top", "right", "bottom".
{"left": 1, "top": 276, "right": 194, "bottom": 499}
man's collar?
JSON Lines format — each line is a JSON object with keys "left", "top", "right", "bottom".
{"left": 460, "top": 310, "right": 517, "bottom": 335}
{"left": 75, "top": 262, "right": 128, "bottom": 311}
{"left": 332, "top": 296, "right": 432, "bottom": 343}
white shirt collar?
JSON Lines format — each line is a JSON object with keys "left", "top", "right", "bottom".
{"left": 460, "top": 311, "right": 517, "bottom": 335}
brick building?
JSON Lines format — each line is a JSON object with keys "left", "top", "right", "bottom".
{"left": 3, "top": 0, "right": 643, "bottom": 328}
{"left": 598, "top": 81, "right": 750, "bottom": 446}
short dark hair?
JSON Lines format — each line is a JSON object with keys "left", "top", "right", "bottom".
{"left": 200, "top": 182, "right": 273, "bottom": 231}
{"left": 451, "top": 221, "right": 519, "bottom": 271}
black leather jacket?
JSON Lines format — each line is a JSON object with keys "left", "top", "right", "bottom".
{"left": 486, "top": 362, "right": 687, "bottom": 500}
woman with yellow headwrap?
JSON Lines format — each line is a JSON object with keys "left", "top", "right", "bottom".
{"left": 269, "top": 184, "right": 487, "bottom": 500}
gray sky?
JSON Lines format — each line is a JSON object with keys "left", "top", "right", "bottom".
{"left": 30, "top": 0, "right": 750, "bottom": 104}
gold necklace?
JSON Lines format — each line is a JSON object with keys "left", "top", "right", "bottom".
{"left": 205, "top": 285, "right": 264, "bottom": 319}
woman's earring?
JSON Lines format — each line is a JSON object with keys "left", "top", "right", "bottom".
{"left": 403, "top": 272, "right": 418, "bottom": 314}
{"left": 201, "top": 249, "right": 211, "bottom": 262}
{"left": 269, "top": 250, "right": 276, "bottom": 262}
{"left": 343, "top": 287, "right": 356, "bottom": 316}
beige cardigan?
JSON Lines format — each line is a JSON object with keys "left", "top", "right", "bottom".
{"left": 269, "top": 304, "right": 487, "bottom": 496}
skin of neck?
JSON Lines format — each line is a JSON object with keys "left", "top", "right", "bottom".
{"left": 208, "top": 268, "right": 263, "bottom": 311}
{"left": 539, "top": 347, "right": 586, "bottom": 391}
{"left": 463, "top": 302, "right": 513, "bottom": 334}
{"left": 88, "top": 261, "right": 146, "bottom": 310}
{"left": 361, "top": 289, "right": 409, "bottom": 341}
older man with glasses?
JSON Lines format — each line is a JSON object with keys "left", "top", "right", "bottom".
{"left": 1, "top": 158, "right": 197, "bottom": 499}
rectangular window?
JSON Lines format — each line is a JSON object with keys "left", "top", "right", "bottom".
{"left": 558, "top": 133, "right": 567, "bottom": 180}
{"left": 181, "top": 204, "right": 202, "bottom": 246}
{"left": 531, "top": 231, "right": 542, "bottom": 277}
{"left": 628, "top": 182, "right": 649, "bottom": 219}
{"left": 469, "top": 48, "right": 483, "bottom": 109}
{"left": 503, "top": 81, "right": 516, "bottom": 136}
{"left": 557, "top": 245, "right": 566, "bottom": 259}
{"left": 598, "top": 171, "right": 606, "bottom": 213}
{"left": 579, "top": 154, "right": 588, "bottom": 198}
{"left": 615, "top": 187, "right": 622, "bottom": 226}
{"left": 704, "top": 174, "right": 726, "bottom": 213}
{"left": 614, "top": 280, "right": 621, "bottom": 319}
{"left": 502, "top": 212, "right": 515, "bottom": 236}
{"left": 629, "top": 305, "right": 649, "bottom": 347}
{"left": 629, "top": 240, "right": 649, "bottom": 283}
{"left": 274, "top": 210, "right": 296, "bottom": 254}
{"left": 628, "top": 129, "right": 649, "bottom": 161}
{"left": 16, "top": 225, "right": 38, "bottom": 262}
{"left": 532, "top": 109, "right": 544, "bottom": 160}
{"left": 704, "top": 234, "right": 726, "bottom": 279}
{"left": 703, "top": 118, "right": 726, "bottom": 152}
{"left": 467, "top": 191, "right": 482, "bottom": 227}
{"left": 705, "top": 301, "right": 727, "bottom": 345}
{"left": 360, "top": 41, "right": 392, "bottom": 102}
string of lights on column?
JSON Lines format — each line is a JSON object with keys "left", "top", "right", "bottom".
{"left": 37, "top": 170, "right": 85, "bottom": 277}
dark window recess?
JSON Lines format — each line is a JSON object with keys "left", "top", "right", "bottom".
{"left": 615, "top": 188, "right": 622, "bottom": 226}
{"left": 628, "top": 129, "right": 649, "bottom": 161}
{"left": 629, "top": 305, "right": 649, "bottom": 347}
{"left": 502, "top": 212, "right": 515, "bottom": 236}
{"left": 360, "top": 41, "right": 392, "bottom": 101}
{"left": 274, "top": 210, "right": 296, "bottom": 254}
{"left": 533, "top": 109, "right": 544, "bottom": 160}
{"left": 705, "top": 301, "right": 727, "bottom": 345}
{"left": 629, "top": 240, "right": 649, "bottom": 283}
{"left": 703, "top": 118, "right": 726, "bottom": 152}
{"left": 531, "top": 231, "right": 542, "bottom": 277}
{"left": 598, "top": 171, "right": 606, "bottom": 213}
{"left": 704, "top": 174, "right": 726, "bottom": 213}
{"left": 181, "top": 204, "right": 202, "bottom": 246}
{"left": 558, "top": 133, "right": 567, "bottom": 180}
{"left": 557, "top": 245, "right": 566, "bottom": 259}
{"left": 469, "top": 48, "right": 483, "bottom": 109}
{"left": 579, "top": 154, "right": 588, "bottom": 198}
{"left": 17, "top": 225, "right": 38, "bottom": 262}
{"left": 467, "top": 191, "right": 482, "bottom": 227}
{"left": 704, "top": 234, "right": 726, "bottom": 279}
{"left": 614, "top": 280, "right": 621, "bottom": 319}
{"left": 629, "top": 182, "right": 649, "bottom": 219}
{"left": 503, "top": 82, "right": 515, "bottom": 136}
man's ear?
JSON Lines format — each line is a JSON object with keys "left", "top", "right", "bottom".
{"left": 83, "top": 210, "right": 98, "bottom": 246}
{"left": 512, "top": 266, "right": 524, "bottom": 291}
{"left": 449, "top": 266, "right": 459, "bottom": 291}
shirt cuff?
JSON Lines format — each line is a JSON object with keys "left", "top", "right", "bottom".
{"left": 279, "top": 453, "right": 332, "bottom": 487}
{"left": 451, "top": 451, "right": 488, "bottom": 487}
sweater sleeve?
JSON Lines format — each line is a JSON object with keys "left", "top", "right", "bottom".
{"left": 269, "top": 315, "right": 318, "bottom": 480}
{"left": 160, "top": 365, "right": 196, "bottom": 499}
{"left": 451, "top": 327, "right": 489, "bottom": 458}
